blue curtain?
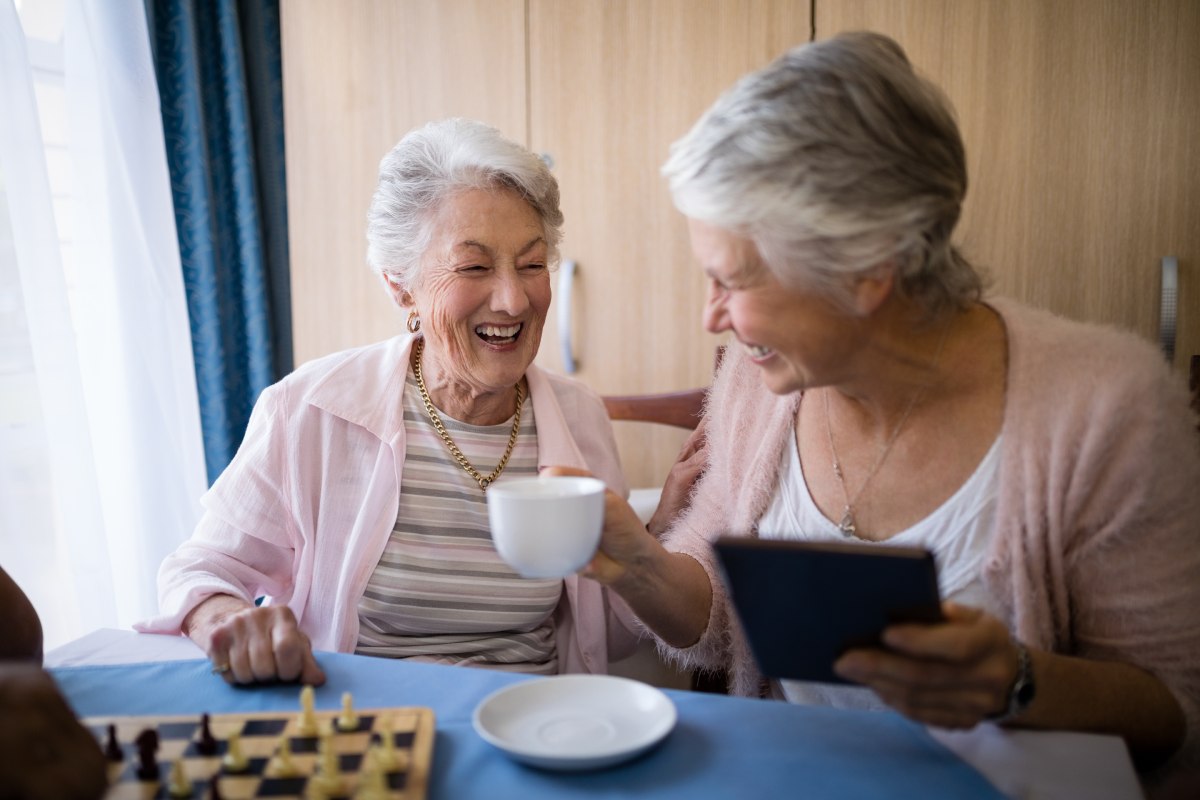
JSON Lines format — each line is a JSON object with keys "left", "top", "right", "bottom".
{"left": 146, "top": 0, "right": 292, "bottom": 484}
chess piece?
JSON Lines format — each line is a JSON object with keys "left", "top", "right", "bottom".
{"left": 104, "top": 723, "right": 123, "bottom": 761}
{"left": 336, "top": 691, "right": 359, "bottom": 732}
{"left": 135, "top": 728, "right": 160, "bottom": 780}
{"left": 196, "top": 712, "right": 218, "bottom": 756}
{"left": 221, "top": 731, "right": 248, "bottom": 773}
{"left": 270, "top": 734, "right": 300, "bottom": 778}
{"left": 308, "top": 732, "right": 344, "bottom": 796}
{"left": 167, "top": 758, "right": 192, "bottom": 798}
{"left": 376, "top": 715, "right": 398, "bottom": 771}
{"left": 297, "top": 685, "right": 319, "bottom": 736}
{"left": 355, "top": 744, "right": 390, "bottom": 800}
{"left": 207, "top": 776, "right": 223, "bottom": 800}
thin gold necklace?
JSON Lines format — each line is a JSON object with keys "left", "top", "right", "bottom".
{"left": 412, "top": 338, "right": 524, "bottom": 490}
{"left": 824, "top": 322, "right": 951, "bottom": 538}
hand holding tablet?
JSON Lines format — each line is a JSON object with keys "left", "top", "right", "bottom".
{"left": 713, "top": 537, "right": 943, "bottom": 685}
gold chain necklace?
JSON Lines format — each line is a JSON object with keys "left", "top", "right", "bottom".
{"left": 412, "top": 338, "right": 524, "bottom": 490}
{"left": 824, "top": 323, "right": 951, "bottom": 538}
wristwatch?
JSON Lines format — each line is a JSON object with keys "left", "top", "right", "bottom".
{"left": 990, "top": 641, "right": 1036, "bottom": 724}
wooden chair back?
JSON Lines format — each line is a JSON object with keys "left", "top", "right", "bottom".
{"left": 602, "top": 389, "right": 705, "bottom": 431}
{"left": 600, "top": 346, "right": 724, "bottom": 431}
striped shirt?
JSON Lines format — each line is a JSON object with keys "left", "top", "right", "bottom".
{"left": 355, "top": 372, "right": 560, "bottom": 673}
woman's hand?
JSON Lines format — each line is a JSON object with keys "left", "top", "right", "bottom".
{"left": 183, "top": 595, "right": 326, "bottom": 687}
{"left": 0, "top": 663, "right": 108, "bottom": 800}
{"left": 540, "top": 466, "right": 714, "bottom": 647}
{"left": 647, "top": 417, "right": 708, "bottom": 538}
{"left": 833, "top": 602, "right": 1020, "bottom": 729}
{"left": 538, "top": 466, "right": 658, "bottom": 588}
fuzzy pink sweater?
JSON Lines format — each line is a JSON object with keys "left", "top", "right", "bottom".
{"left": 657, "top": 298, "right": 1200, "bottom": 784}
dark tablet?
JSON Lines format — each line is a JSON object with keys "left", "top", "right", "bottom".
{"left": 713, "top": 537, "right": 943, "bottom": 685}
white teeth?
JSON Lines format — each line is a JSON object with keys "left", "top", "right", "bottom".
{"left": 745, "top": 343, "right": 773, "bottom": 358}
{"left": 476, "top": 324, "right": 521, "bottom": 338}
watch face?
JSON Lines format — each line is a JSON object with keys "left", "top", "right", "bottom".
{"left": 1016, "top": 675, "right": 1036, "bottom": 708}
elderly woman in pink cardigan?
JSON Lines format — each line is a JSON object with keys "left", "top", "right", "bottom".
{"left": 573, "top": 32, "right": 1200, "bottom": 793}
{"left": 139, "top": 119, "right": 638, "bottom": 684}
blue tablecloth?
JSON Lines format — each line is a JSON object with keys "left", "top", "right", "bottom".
{"left": 51, "top": 652, "right": 1005, "bottom": 799}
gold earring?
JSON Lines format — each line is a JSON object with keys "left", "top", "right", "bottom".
{"left": 406, "top": 311, "right": 421, "bottom": 334}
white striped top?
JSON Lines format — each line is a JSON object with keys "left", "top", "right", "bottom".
{"left": 354, "top": 371, "right": 560, "bottom": 673}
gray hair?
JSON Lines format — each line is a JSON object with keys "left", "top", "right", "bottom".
{"left": 663, "top": 31, "right": 982, "bottom": 316}
{"left": 366, "top": 118, "right": 563, "bottom": 288}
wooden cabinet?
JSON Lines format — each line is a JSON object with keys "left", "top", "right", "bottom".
{"left": 817, "top": 0, "right": 1200, "bottom": 372}
{"left": 281, "top": 0, "right": 528, "bottom": 368}
{"left": 527, "top": 1, "right": 810, "bottom": 485}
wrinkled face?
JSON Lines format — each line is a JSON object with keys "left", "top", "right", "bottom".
{"left": 691, "top": 218, "right": 862, "bottom": 395}
{"left": 397, "top": 187, "right": 551, "bottom": 398}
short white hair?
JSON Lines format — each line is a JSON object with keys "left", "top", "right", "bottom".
{"left": 663, "top": 32, "right": 982, "bottom": 316}
{"left": 366, "top": 118, "right": 563, "bottom": 289}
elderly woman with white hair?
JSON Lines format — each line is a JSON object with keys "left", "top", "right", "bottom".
{"left": 140, "top": 119, "right": 638, "bottom": 684}
{"left": 572, "top": 32, "right": 1200, "bottom": 790}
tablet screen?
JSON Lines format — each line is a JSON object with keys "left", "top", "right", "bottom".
{"left": 713, "top": 537, "right": 942, "bottom": 684}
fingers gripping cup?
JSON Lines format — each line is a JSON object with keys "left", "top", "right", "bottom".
{"left": 487, "top": 476, "right": 606, "bottom": 579}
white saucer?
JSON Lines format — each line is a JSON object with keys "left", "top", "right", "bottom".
{"left": 473, "top": 674, "right": 677, "bottom": 771}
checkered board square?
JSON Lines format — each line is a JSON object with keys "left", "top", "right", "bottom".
{"left": 85, "top": 706, "right": 435, "bottom": 799}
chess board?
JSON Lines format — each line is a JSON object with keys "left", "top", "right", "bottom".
{"left": 85, "top": 706, "right": 435, "bottom": 799}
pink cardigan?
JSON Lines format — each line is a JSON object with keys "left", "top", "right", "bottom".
{"left": 657, "top": 298, "right": 1200, "bottom": 782}
{"left": 138, "top": 334, "right": 639, "bottom": 675}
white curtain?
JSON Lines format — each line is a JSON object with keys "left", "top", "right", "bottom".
{"left": 0, "top": 0, "right": 206, "bottom": 650}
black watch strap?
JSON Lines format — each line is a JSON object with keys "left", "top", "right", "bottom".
{"left": 989, "top": 641, "right": 1036, "bottom": 724}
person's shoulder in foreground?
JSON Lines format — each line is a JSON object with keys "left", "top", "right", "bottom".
{"left": 1, "top": 566, "right": 108, "bottom": 799}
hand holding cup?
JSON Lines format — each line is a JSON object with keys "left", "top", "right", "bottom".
{"left": 487, "top": 475, "right": 606, "bottom": 579}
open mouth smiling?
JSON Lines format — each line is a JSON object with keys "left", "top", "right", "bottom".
{"left": 475, "top": 323, "right": 522, "bottom": 345}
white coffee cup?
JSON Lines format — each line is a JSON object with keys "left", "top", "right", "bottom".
{"left": 486, "top": 475, "right": 606, "bottom": 579}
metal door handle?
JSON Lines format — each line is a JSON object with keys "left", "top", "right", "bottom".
{"left": 558, "top": 259, "right": 578, "bottom": 373}
{"left": 1161, "top": 256, "right": 1178, "bottom": 361}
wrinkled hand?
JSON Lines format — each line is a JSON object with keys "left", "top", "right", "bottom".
{"left": 833, "top": 602, "right": 1021, "bottom": 729}
{"left": 647, "top": 416, "right": 709, "bottom": 538}
{"left": 0, "top": 663, "right": 108, "bottom": 800}
{"left": 539, "top": 466, "right": 660, "bottom": 589}
{"left": 188, "top": 599, "right": 326, "bottom": 687}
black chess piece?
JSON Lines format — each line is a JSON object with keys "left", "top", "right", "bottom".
{"left": 104, "top": 723, "right": 123, "bottom": 761}
{"left": 197, "top": 712, "right": 218, "bottom": 756}
{"left": 134, "top": 727, "right": 160, "bottom": 780}
{"left": 207, "top": 775, "right": 223, "bottom": 800}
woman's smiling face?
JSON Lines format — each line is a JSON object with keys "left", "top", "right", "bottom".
{"left": 691, "top": 218, "right": 862, "bottom": 396}
{"left": 398, "top": 186, "right": 551, "bottom": 406}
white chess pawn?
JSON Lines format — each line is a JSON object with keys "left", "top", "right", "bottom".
{"left": 336, "top": 691, "right": 358, "bottom": 732}
{"left": 297, "top": 685, "right": 320, "bottom": 736}
{"left": 376, "top": 714, "right": 398, "bottom": 771}
{"left": 222, "top": 731, "right": 249, "bottom": 773}
{"left": 167, "top": 758, "right": 192, "bottom": 798}
{"left": 309, "top": 732, "right": 345, "bottom": 796}
{"left": 271, "top": 734, "right": 300, "bottom": 778}
{"left": 354, "top": 745, "right": 390, "bottom": 800}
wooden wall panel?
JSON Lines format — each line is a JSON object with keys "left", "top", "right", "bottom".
{"left": 281, "top": 0, "right": 528, "bottom": 365}
{"left": 816, "top": 0, "right": 1200, "bottom": 372}
{"left": 528, "top": 0, "right": 812, "bottom": 487}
